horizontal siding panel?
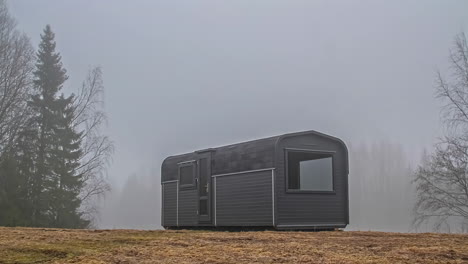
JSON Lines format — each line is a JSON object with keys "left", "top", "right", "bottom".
{"left": 162, "top": 183, "right": 177, "bottom": 226}
{"left": 178, "top": 189, "right": 198, "bottom": 226}
{"left": 216, "top": 171, "right": 273, "bottom": 226}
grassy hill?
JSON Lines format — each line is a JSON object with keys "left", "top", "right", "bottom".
{"left": 0, "top": 227, "right": 467, "bottom": 263}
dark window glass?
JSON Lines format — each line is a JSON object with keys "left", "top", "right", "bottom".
{"left": 287, "top": 151, "right": 333, "bottom": 191}
{"left": 199, "top": 158, "right": 208, "bottom": 197}
{"left": 179, "top": 164, "right": 195, "bottom": 187}
{"left": 199, "top": 199, "right": 208, "bottom": 215}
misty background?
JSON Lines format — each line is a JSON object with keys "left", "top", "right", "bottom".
{"left": 8, "top": 1, "right": 468, "bottom": 231}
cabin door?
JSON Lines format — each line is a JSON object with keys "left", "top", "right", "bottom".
{"left": 197, "top": 153, "right": 212, "bottom": 223}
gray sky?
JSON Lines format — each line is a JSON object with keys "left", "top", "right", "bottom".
{"left": 9, "top": 0, "right": 468, "bottom": 188}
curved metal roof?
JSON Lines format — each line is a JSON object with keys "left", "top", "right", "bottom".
{"left": 161, "top": 130, "right": 348, "bottom": 182}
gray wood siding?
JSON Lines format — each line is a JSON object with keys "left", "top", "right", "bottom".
{"left": 161, "top": 153, "right": 198, "bottom": 182}
{"left": 162, "top": 182, "right": 177, "bottom": 226}
{"left": 215, "top": 170, "right": 273, "bottom": 226}
{"left": 178, "top": 188, "right": 198, "bottom": 226}
{"left": 211, "top": 137, "right": 277, "bottom": 175}
{"left": 275, "top": 133, "right": 349, "bottom": 227}
{"left": 161, "top": 137, "right": 278, "bottom": 182}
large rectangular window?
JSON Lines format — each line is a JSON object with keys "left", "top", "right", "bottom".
{"left": 287, "top": 151, "right": 334, "bottom": 192}
{"left": 179, "top": 163, "right": 196, "bottom": 189}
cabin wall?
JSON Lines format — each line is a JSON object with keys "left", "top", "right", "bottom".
{"left": 161, "top": 131, "right": 349, "bottom": 229}
{"left": 161, "top": 138, "right": 277, "bottom": 228}
{"left": 215, "top": 169, "right": 273, "bottom": 226}
{"left": 211, "top": 137, "right": 276, "bottom": 175}
{"left": 161, "top": 153, "right": 198, "bottom": 182}
{"left": 161, "top": 153, "right": 199, "bottom": 227}
{"left": 161, "top": 182, "right": 198, "bottom": 227}
{"left": 275, "top": 134, "right": 349, "bottom": 228}
{"left": 178, "top": 188, "right": 198, "bottom": 226}
{"left": 162, "top": 182, "right": 177, "bottom": 226}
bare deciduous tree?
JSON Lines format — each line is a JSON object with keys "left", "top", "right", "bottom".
{"left": 0, "top": 0, "right": 34, "bottom": 158}
{"left": 413, "top": 33, "right": 468, "bottom": 232}
{"left": 72, "top": 67, "right": 114, "bottom": 225}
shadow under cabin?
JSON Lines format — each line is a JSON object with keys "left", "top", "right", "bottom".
{"left": 161, "top": 130, "right": 349, "bottom": 230}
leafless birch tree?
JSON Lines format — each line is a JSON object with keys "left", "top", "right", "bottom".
{"left": 0, "top": 0, "right": 34, "bottom": 158}
{"left": 413, "top": 33, "right": 468, "bottom": 232}
{"left": 72, "top": 67, "right": 114, "bottom": 225}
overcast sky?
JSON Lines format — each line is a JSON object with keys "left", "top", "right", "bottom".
{"left": 9, "top": 0, "right": 468, "bottom": 187}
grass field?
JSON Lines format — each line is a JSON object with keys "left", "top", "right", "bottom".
{"left": 0, "top": 228, "right": 467, "bottom": 263}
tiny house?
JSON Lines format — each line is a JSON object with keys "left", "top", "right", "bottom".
{"left": 161, "top": 130, "right": 349, "bottom": 230}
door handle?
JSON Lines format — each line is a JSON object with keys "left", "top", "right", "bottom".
{"left": 206, "top": 183, "right": 209, "bottom": 193}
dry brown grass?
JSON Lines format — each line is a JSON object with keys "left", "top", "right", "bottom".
{"left": 0, "top": 227, "right": 467, "bottom": 263}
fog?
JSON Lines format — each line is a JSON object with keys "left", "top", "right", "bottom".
{"left": 9, "top": 0, "right": 468, "bottom": 231}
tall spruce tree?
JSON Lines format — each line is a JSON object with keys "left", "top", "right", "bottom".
{"left": 48, "top": 94, "right": 87, "bottom": 228}
{"left": 25, "top": 25, "right": 88, "bottom": 228}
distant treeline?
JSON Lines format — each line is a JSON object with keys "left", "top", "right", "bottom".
{"left": 348, "top": 142, "right": 413, "bottom": 232}
{"left": 0, "top": 1, "right": 112, "bottom": 228}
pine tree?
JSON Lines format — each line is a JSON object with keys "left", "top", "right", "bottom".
{"left": 48, "top": 94, "right": 87, "bottom": 228}
{"left": 23, "top": 25, "right": 88, "bottom": 228}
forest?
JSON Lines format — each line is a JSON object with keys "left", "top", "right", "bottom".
{"left": 0, "top": 1, "right": 112, "bottom": 228}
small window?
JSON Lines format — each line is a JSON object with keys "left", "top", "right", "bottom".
{"left": 179, "top": 163, "right": 196, "bottom": 189}
{"left": 287, "top": 151, "right": 334, "bottom": 192}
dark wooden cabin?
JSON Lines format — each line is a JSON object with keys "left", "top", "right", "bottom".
{"left": 161, "top": 130, "right": 349, "bottom": 230}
